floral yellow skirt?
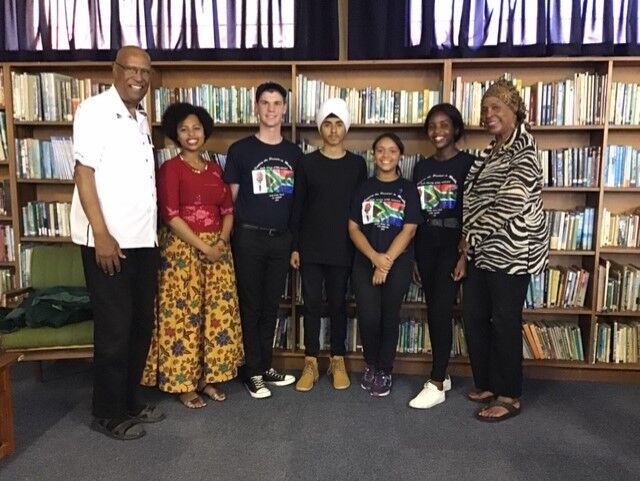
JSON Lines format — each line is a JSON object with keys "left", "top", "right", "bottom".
{"left": 142, "top": 229, "right": 244, "bottom": 393}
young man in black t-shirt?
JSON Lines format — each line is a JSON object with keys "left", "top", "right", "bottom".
{"left": 224, "top": 82, "right": 302, "bottom": 398}
{"left": 289, "top": 98, "right": 367, "bottom": 392}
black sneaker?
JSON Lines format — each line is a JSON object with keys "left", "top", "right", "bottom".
{"left": 262, "top": 368, "right": 296, "bottom": 386}
{"left": 370, "top": 370, "right": 392, "bottom": 397}
{"left": 244, "top": 375, "right": 272, "bottom": 399}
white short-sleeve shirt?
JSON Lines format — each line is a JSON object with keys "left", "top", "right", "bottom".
{"left": 70, "top": 86, "right": 157, "bottom": 248}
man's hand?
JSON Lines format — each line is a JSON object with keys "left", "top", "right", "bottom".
{"left": 94, "top": 232, "right": 126, "bottom": 275}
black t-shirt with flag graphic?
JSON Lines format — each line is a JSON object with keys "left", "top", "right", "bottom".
{"left": 349, "top": 176, "right": 422, "bottom": 255}
{"left": 223, "top": 135, "right": 302, "bottom": 231}
{"left": 412, "top": 151, "right": 474, "bottom": 246}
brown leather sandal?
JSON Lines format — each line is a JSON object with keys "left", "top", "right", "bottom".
{"left": 198, "top": 383, "right": 226, "bottom": 402}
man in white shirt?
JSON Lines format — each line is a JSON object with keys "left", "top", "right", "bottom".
{"left": 71, "top": 45, "right": 164, "bottom": 441}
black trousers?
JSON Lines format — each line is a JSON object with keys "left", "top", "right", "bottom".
{"left": 462, "top": 262, "right": 530, "bottom": 398}
{"left": 300, "top": 262, "right": 350, "bottom": 357}
{"left": 352, "top": 251, "right": 412, "bottom": 373}
{"left": 415, "top": 232, "right": 460, "bottom": 382}
{"left": 232, "top": 226, "right": 291, "bottom": 378}
{"left": 81, "top": 246, "right": 159, "bottom": 419}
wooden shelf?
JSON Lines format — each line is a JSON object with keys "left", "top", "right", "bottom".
{"left": 152, "top": 122, "right": 292, "bottom": 128}
{"left": 523, "top": 308, "right": 592, "bottom": 315}
{"left": 0, "top": 215, "right": 12, "bottom": 222}
{"left": 596, "top": 311, "right": 640, "bottom": 317}
{"left": 14, "top": 120, "right": 72, "bottom": 126}
{"left": 599, "top": 247, "right": 640, "bottom": 254}
{"left": 607, "top": 125, "right": 640, "bottom": 130}
{"left": 549, "top": 250, "right": 595, "bottom": 256}
{"left": 603, "top": 187, "right": 640, "bottom": 193}
{"left": 20, "top": 236, "right": 73, "bottom": 243}
{"left": 466, "top": 125, "right": 604, "bottom": 131}
{"left": 542, "top": 187, "right": 600, "bottom": 193}
{"left": 17, "top": 178, "right": 74, "bottom": 185}
{"left": 297, "top": 123, "right": 422, "bottom": 129}
{"left": 0, "top": 261, "right": 16, "bottom": 267}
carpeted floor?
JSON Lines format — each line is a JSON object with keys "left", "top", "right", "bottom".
{"left": 1, "top": 361, "right": 639, "bottom": 481}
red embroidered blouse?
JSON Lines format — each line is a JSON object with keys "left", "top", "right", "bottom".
{"left": 157, "top": 156, "right": 233, "bottom": 233}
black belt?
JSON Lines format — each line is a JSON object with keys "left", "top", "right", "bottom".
{"left": 425, "top": 218, "right": 460, "bottom": 228}
{"left": 239, "top": 223, "right": 286, "bottom": 236}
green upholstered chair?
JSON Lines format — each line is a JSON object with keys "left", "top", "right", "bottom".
{"left": 1, "top": 245, "right": 94, "bottom": 363}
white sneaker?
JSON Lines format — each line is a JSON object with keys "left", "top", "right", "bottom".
{"left": 408, "top": 381, "right": 446, "bottom": 409}
{"left": 443, "top": 375, "right": 452, "bottom": 392}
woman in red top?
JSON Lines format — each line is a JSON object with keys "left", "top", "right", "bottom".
{"left": 142, "top": 103, "right": 243, "bottom": 408}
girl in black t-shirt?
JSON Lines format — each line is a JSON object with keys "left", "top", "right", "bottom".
{"left": 348, "top": 133, "right": 422, "bottom": 397}
{"left": 408, "top": 103, "right": 474, "bottom": 409}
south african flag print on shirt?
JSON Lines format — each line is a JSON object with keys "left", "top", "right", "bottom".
{"left": 416, "top": 175, "right": 458, "bottom": 215}
{"left": 362, "top": 197, "right": 405, "bottom": 228}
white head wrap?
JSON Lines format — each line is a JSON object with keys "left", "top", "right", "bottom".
{"left": 316, "top": 97, "right": 351, "bottom": 132}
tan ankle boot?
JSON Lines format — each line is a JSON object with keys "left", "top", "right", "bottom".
{"left": 328, "top": 356, "right": 350, "bottom": 390}
{"left": 295, "top": 356, "right": 318, "bottom": 392}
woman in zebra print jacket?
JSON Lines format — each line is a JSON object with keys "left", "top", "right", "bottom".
{"left": 460, "top": 78, "right": 549, "bottom": 422}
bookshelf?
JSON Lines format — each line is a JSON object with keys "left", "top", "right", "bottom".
{"left": 1, "top": 57, "right": 638, "bottom": 382}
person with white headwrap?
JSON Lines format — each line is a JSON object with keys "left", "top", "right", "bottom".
{"left": 290, "top": 97, "right": 367, "bottom": 392}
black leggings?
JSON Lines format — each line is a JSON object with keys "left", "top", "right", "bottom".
{"left": 352, "top": 251, "right": 413, "bottom": 373}
{"left": 415, "top": 233, "right": 460, "bottom": 382}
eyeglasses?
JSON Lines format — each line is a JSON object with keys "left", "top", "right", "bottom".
{"left": 115, "top": 61, "right": 152, "bottom": 79}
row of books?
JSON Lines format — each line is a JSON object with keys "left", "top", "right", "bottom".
{"left": 0, "top": 226, "right": 15, "bottom": 262}
{"left": 451, "top": 72, "right": 608, "bottom": 126}
{"left": 0, "top": 179, "right": 11, "bottom": 216}
{"left": 597, "top": 259, "right": 640, "bottom": 312}
{"left": 153, "top": 85, "right": 292, "bottom": 124}
{"left": 155, "top": 147, "right": 228, "bottom": 171}
{"left": 546, "top": 207, "right": 595, "bottom": 251}
{"left": 11, "top": 71, "right": 110, "bottom": 122}
{"left": 0, "top": 268, "right": 16, "bottom": 296}
{"left": 608, "top": 81, "right": 640, "bottom": 125}
{"left": 595, "top": 321, "right": 640, "bottom": 363}
{"left": 0, "top": 112, "right": 8, "bottom": 161}
{"left": 539, "top": 146, "right": 601, "bottom": 188}
{"left": 21, "top": 201, "right": 71, "bottom": 238}
{"left": 522, "top": 320, "right": 584, "bottom": 361}
{"left": 604, "top": 145, "right": 640, "bottom": 187}
{"left": 600, "top": 208, "right": 640, "bottom": 248}
{"left": 14, "top": 137, "right": 75, "bottom": 179}
{"left": 278, "top": 314, "right": 592, "bottom": 363}
{"left": 526, "top": 266, "right": 590, "bottom": 309}
{"left": 296, "top": 75, "right": 442, "bottom": 125}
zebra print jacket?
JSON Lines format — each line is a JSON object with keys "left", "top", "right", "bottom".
{"left": 462, "top": 123, "right": 549, "bottom": 275}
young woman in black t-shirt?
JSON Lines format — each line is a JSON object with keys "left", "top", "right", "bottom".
{"left": 349, "top": 133, "right": 422, "bottom": 397}
{"left": 408, "top": 103, "right": 474, "bottom": 409}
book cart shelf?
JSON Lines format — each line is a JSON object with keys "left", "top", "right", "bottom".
{"left": 0, "top": 58, "right": 638, "bottom": 382}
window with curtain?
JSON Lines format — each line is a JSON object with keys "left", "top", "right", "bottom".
{"left": 350, "top": 0, "right": 640, "bottom": 59}
{"left": 0, "top": 0, "right": 336, "bottom": 60}
{"left": 2, "top": 0, "right": 294, "bottom": 50}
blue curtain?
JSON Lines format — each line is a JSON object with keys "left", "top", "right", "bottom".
{"left": 349, "top": 0, "right": 640, "bottom": 59}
